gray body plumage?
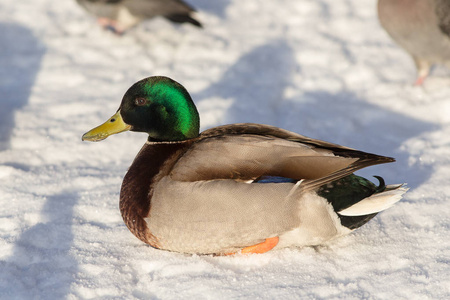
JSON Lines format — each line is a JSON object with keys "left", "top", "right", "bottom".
{"left": 378, "top": 0, "right": 450, "bottom": 81}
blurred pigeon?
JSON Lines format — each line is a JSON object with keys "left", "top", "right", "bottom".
{"left": 378, "top": 0, "right": 450, "bottom": 85}
{"left": 76, "top": 0, "right": 202, "bottom": 34}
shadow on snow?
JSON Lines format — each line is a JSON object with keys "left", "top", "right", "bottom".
{"left": 0, "top": 23, "right": 45, "bottom": 151}
{"left": 0, "top": 191, "right": 79, "bottom": 299}
{"left": 194, "top": 39, "right": 437, "bottom": 191}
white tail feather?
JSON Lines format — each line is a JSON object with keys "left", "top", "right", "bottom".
{"left": 338, "top": 185, "right": 408, "bottom": 216}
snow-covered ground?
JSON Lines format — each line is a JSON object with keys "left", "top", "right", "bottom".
{"left": 1, "top": 0, "right": 449, "bottom": 298}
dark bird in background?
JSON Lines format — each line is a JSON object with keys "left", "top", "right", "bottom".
{"left": 378, "top": 0, "right": 450, "bottom": 85}
{"left": 76, "top": 0, "right": 202, "bottom": 34}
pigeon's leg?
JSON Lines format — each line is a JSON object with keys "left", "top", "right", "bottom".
{"left": 97, "top": 18, "right": 125, "bottom": 35}
{"left": 413, "top": 57, "right": 430, "bottom": 85}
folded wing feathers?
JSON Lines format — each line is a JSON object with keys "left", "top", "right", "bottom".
{"left": 188, "top": 124, "right": 397, "bottom": 190}
{"left": 299, "top": 156, "right": 394, "bottom": 193}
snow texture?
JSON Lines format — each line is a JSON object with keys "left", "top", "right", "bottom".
{"left": 1, "top": 0, "right": 449, "bottom": 299}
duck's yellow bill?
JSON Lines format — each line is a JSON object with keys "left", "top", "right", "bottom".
{"left": 82, "top": 111, "right": 131, "bottom": 142}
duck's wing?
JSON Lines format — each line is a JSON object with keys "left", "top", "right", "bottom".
{"left": 77, "top": 0, "right": 200, "bottom": 24}
{"left": 76, "top": 0, "right": 117, "bottom": 15}
{"left": 122, "top": 0, "right": 201, "bottom": 26}
{"left": 170, "top": 124, "right": 394, "bottom": 192}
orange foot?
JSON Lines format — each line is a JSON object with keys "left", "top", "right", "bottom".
{"left": 414, "top": 76, "right": 426, "bottom": 86}
{"left": 226, "top": 236, "right": 279, "bottom": 255}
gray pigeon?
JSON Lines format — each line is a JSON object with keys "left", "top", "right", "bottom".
{"left": 378, "top": 0, "right": 450, "bottom": 84}
{"left": 76, "top": 0, "right": 202, "bottom": 34}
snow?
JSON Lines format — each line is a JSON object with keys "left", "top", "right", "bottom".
{"left": 0, "top": 0, "right": 449, "bottom": 298}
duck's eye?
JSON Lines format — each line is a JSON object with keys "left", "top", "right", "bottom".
{"left": 135, "top": 98, "right": 147, "bottom": 106}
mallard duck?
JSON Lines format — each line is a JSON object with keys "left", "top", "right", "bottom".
{"left": 378, "top": 0, "right": 450, "bottom": 85}
{"left": 76, "top": 0, "right": 202, "bottom": 34}
{"left": 82, "top": 76, "right": 407, "bottom": 255}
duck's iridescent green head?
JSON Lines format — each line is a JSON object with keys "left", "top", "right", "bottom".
{"left": 82, "top": 76, "right": 200, "bottom": 142}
